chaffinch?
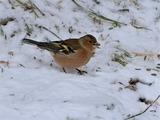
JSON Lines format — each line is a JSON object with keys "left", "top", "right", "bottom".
{"left": 22, "top": 34, "right": 100, "bottom": 74}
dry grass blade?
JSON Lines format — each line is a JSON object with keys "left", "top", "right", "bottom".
{"left": 91, "top": 11, "right": 127, "bottom": 26}
{"left": 28, "top": 0, "right": 39, "bottom": 18}
{"left": 0, "top": 25, "right": 4, "bottom": 36}
{"left": 112, "top": 47, "right": 131, "bottom": 66}
{"left": 15, "top": 0, "right": 42, "bottom": 18}
{"left": 16, "top": 0, "right": 30, "bottom": 9}
{"left": 112, "top": 55, "right": 128, "bottom": 66}
{"left": 38, "top": 25, "right": 62, "bottom": 40}
{"left": 71, "top": 0, "right": 127, "bottom": 27}
{"left": 25, "top": 24, "right": 33, "bottom": 36}
{"left": 32, "top": 3, "right": 45, "bottom": 16}
{"left": 131, "top": 23, "right": 152, "bottom": 31}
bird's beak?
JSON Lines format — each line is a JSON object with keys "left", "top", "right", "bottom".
{"left": 93, "top": 42, "right": 100, "bottom": 48}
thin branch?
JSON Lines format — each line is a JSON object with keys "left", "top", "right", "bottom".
{"left": 125, "top": 95, "right": 160, "bottom": 120}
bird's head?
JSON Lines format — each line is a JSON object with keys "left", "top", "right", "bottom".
{"left": 79, "top": 34, "right": 100, "bottom": 52}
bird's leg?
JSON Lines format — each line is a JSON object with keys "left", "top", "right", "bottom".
{"left": 76, "top": 68, "right": 87, "bottom": 75}
{"left": 62, "top": 68, "right": 67, "bottom": 73}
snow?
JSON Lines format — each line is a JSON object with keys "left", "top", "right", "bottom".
{"left": 0, "top": 0, "right": 160, "bottom": 120}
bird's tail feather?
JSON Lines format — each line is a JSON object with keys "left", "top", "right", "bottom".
{"left": 22, "top": 38, "right": 42, "bottom": 46}
{"left": 22, "top": 38, "right": 60, "bottom": 53}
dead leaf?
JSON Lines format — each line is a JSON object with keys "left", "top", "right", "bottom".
{"left": 0, "top": 61, "right": 9, "bottom": 66}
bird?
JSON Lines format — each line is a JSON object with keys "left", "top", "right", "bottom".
{"left": 22, "top": 34, "right": 100, "bottom": 74}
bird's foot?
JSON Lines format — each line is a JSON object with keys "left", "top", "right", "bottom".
{"left": 63, "top": 68, "right": 67, "bottom": 73}
{"left": 76, "top": 68, "right": 87, "bottom": 75}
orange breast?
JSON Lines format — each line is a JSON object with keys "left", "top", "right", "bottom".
{"left": 51, "top": 49, "right": 93, "bottom": 69}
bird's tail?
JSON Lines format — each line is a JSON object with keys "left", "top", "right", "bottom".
{"left": 22, "top": 38, "right": 52, "bottom": 50}
{"left": 22, "top": 38, "right": 63, "bottom": 53}
{"left": 22, "top": 38, "right": 42, "bottom": 45}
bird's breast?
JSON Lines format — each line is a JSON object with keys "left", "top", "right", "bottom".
{"left": 51, "top": 49, "right": 93, "bottom": 69}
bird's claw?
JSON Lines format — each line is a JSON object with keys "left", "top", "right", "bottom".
{"left": 76, "top": 68, "right": 87, "bottom": 75}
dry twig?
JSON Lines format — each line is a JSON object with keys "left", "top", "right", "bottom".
{"left": 125, "top": 95, "right": 160, "bottom": 120}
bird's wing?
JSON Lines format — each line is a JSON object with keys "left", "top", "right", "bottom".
{"left": 50, "top": 39, "right": 83, "bottom": 54}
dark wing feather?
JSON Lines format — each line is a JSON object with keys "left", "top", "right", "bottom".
{"left": 49, "top": 38, "right": 83, "bottom": 54}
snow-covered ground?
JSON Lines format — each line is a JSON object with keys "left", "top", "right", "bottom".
{"left": 0, "top": 0, "right": 160, "bottom": 120}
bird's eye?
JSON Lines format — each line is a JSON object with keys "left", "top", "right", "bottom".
{"left": 88, "top": 40, "right": 92, "bottom": 43}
